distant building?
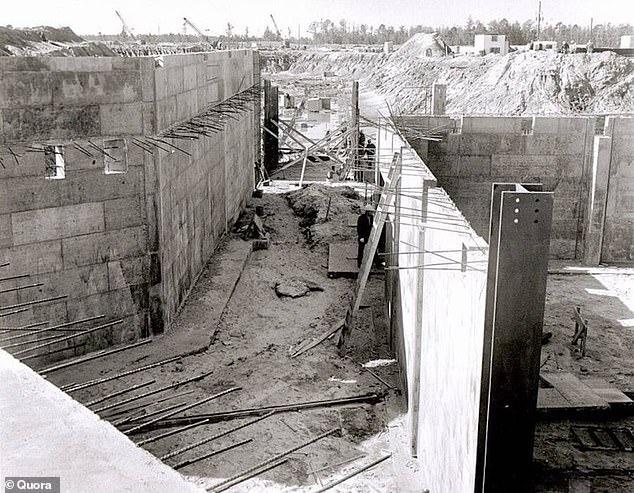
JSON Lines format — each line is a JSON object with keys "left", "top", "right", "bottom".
{"left": 621, "top": 35, "right": 634, "bottom": 49}
{"left": 451, "top": 45, "right": 477, "bottom": 55}
{"left": 474, "top": 34, "right": 509, "bottom": 55}
{"left": 531, "top": 41, "right": 558, "bottom": 51}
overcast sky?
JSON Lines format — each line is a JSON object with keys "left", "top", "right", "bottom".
{"left": 4, "top": 0, "right": 633, "bottom": 36}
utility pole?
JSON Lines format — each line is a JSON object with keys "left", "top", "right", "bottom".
{"left": 590, "top": 17, "right": 593, "bottom": 42}
{"left": 536, "top": 1, "right": 542, "bottom": 41}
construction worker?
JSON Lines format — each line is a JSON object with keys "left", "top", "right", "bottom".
{"left": 357, "top": 205, "right": 374, "bottom": 268}
{"left": 363, "top": 139, "right": 376, "bottom": 182}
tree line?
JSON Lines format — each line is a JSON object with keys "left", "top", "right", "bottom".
{"left": 86, "top": 17, "right": 632, "bottom": 48}
{"left": 305, "top": 17, "right": 632, "bottom": 47}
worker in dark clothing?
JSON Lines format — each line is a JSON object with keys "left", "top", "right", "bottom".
{"left": 354, "top": 131, "right": 367, "bottom": 181}
{"left": 364, "top": 139, "right": 376, "bottom": 182}
{"left": 357, "top": 205, "right": 374, "bottom": 267}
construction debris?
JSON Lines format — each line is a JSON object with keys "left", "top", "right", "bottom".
{"left": 123, "top": 393, "right": 384, "bottom": 429}
{"left": 274, "top": 279, "right": 323, "bottom": 298}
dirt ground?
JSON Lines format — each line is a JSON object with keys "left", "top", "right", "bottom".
{"left": 47, "top": 184, "right": 421, "bottom": 492}
{"left": 535, "top": 266, "right": 634, "bottom": 492}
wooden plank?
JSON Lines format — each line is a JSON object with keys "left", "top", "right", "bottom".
{"left": 571, "top": 427, "right": 599, "bottom": 449}
{"left": 291, "top": 319, "right": 344, "bottom": 358}
{"left": 537, "top": 388, "right": 570, "bottom": 409}
{"left": 541, "top": 372, "right": 609, "bottom": 410}
{"left": 338, "top": 160, "right": 400, "bottom": 349}
{"left": 612, "top": 428, "right": 634, "bottom": 451}
{"left": 327, "top": 242, "right": 359, "bottom": 277}
{"left": 583, "top": 377, "right": 633, "bottom": 404}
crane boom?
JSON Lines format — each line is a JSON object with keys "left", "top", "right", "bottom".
{"left": 269, "top": 14, "right": 282, "bottom": 38}
{"left": 183, "top": 17, "right": 209, "bottom": 42}
{"left": 115, "top": 10, "right": 136, "bottom": 40}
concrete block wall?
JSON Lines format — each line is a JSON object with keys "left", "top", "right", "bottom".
{"left": 153, "top": 51, "right": 256, "bottom": 327}
{"left": 0, "top": 57, "right": 155, "bottom": 350}
{"left": 0, "top": 50, "right": 258, "bottom": 357}
{"left": 404, "top": 115, "right": 596, "bottom": 260}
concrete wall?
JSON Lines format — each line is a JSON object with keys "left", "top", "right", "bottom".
{"left": 0, "top": 350, "right": 203, "bottom": 493}
{"left": 379, "top": 125, "right": 488, "bottom": 492}
{"left": 601, "top": 117, "right": 634, "bottom": 262}
{"left": 0, "top": 57, "right": 155, "bottom": 346}
{"left": 0, "top": 51, "right": 257, "bottom": 357}
{"left": 399, "top": 115, "right": 634, "bottom": 262}
{"left": 153, "top": 51, "right": 255, "bottom": 325}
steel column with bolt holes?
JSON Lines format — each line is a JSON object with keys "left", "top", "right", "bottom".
{"left": 263, "top": 79, "right": 279, "bottom": 171}
{"left": 475, "top": 183, "right": 553, "bottom": 493}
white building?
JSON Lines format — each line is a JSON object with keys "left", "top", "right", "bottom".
{"left": 474, "top": 34, "right": 509, "bottom": 55}
{"left": 621, "top": 35, "right": 634, "bottom": 48}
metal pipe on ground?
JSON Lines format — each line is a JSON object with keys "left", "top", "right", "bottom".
{"left": 314, "top": 454, "right": 392, "bottom": 492}
{"left": 172, "top": 439, "right": 253, "bottom": 471}
{"left": 209, "top": 459, "right": 289, "bottom": 493}
{"left": 62, "top": 356, "right": 182, "bottom": 393}
{"left": 38, "top": 339, "right": 151, "bottom": 375}
{"left": 0, "top": 282, "right": 43, "bottom": 295}
{"left": 128, "top": 393, "right": 383, "bottom": 429}
{"left": 135, "top": 419, "right": 211, "bottom": 447}
{"left": 207, "top": 429, "right": 339, "bottom": 492}
{"left": 0, "top": 321, "right": 48, "bottom": 335}
{"left": 124, "top": 387, "right": 241, "bottom": 435}
{"left": 84, "top": 379, "right": 156, "bottom": 407}
{"left": 106, "top": 390, "right": 196, "bottom": 420}
{"left": 112, "top": 399, "right": 191, "bottom": 427}
{"left": 93, "top": 370, "right": 215, "bottom": 414}
{"left": 160, "top": 411, "right": 275, "bottom": 461}
{"left": 0, "top": 308, "right": 29, "bottom": 319}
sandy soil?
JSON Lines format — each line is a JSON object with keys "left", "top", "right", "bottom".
{"left": 535, "top": 267, "right": 634, "bottom": 492}
{"left": 47, "top": 186, "right": 420, "bottom": 492}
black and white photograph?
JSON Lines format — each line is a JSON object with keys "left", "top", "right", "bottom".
{"left": 0, "top": 1, "right": 633, "bottom": 491}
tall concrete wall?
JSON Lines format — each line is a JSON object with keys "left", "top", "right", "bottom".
{"left": 152, "top": 51, "right": 255, "bottom": 326}
{"left": 602, "top": 117, "right": 634, "bottom": 262}
{"left": 379, "top": 125, "right": 488, "bottom": 492}
{"left": 403, "top": 115, "right": 633, "bottom": 263}
{"left": 0, "top": 57, "right": 155, "bottom": 345}
{"left": 0, "top": 51, "right": 258, "bottom": 357}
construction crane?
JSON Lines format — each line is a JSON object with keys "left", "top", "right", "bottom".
{"left": 115, "top": 10, "right": 136, "bottom": 41}
{"left": 269, "top": 14, "right": 282, "bottom": 40}
{"left": 183, "top": 17, "right": 222, "bottom": 49}
{"left": 183, "top": 17, "right": 209, "bottom": 43}
{"left": 269, "top": 14, "right": 290, "bottom": 48}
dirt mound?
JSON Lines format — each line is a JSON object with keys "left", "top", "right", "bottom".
{"left": 286, "top": 184, "right": 361, "bottom": 244}
{"left": 379, "top": 49, "right": 634, "bottom": 115}
{"left": 288, "top": 50, "right": 388, "bottom": 78}
{"left": 395, "top": 32, "right": 451, "bottom": 59}
{"left": 0, "top": 26, "right": 115, "bottom": 56}
{"left": 287, "top": 46, "right": 634, "bottom": 115}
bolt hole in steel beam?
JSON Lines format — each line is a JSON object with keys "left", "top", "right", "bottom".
{"left": 476, "top": 182, "right": 553, "bottom": 493}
